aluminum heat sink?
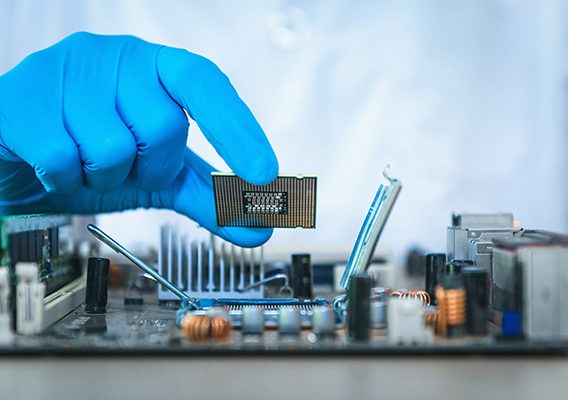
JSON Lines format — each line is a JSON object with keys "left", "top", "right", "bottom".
{"left": 158, "top": 225, "right": 265, "bottom": 301}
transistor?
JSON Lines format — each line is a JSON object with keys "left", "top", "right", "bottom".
{"left": 84, "top": 257, "right": 109, "bottom": 314}
{"left": 425, "top": 253, "right": 446, "bottom": 303}
{"left": 462, "top": 267, "right": 488, "bottom": 335}
{"left": 348, "top": 273, "right": 371, "bottom": 341}
{"left": 212, "top": 173, "right": 317, "bottom": 228}
{"left": 290, "top": 253, "right": 313, "bottom": 299}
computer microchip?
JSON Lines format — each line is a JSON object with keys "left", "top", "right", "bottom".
{"left": 212, "top": 173, "right": 317, "bottom": 228}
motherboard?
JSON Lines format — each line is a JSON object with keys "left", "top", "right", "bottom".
{"left": 0, "top": 170, "right": 567, "bottom": 356}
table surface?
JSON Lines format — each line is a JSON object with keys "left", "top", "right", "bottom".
{"left": 0, "top": 356, "right": 567, "bottom": 400}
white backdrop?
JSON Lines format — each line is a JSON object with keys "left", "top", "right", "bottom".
{"left": 1, "top": 0, "right": 567, "bottom": 261}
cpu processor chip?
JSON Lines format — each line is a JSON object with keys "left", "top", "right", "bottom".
{"left": 212, "top": 173, "right": 317, "bottom": 228}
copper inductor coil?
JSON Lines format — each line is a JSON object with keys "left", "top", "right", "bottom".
{"left": 424, "top": 308, "right": 439, "bottom": 329}
{"left": 445, "top": 288, "right": 466, "bottom": 326}
{"left": 435, "top": 286, "right": 448, "bottom": 335}
{"left": 181, "top": 313, "right": 232, "bottom": 342}
{"left": 390, "top": 289, "right": 431, "bottom": 306}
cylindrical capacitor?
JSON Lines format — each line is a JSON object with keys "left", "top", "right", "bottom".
{"left": 425, "top": 253, "right": 446, "bottom": 302}
{"left": 446, "top": 259, "right": 473, "bottom": 276}
{"left": 312, "top": 305, "right": 336, "bottom": 337}
{"left": 370, "top": 299, "right": 388, "bottom": 329}
{"left": 278, "top": 307, "right": 301, "bottom": 335}
{"left": 242, "top": 306, "right": 265, "bottom": 335}
{"left": 348, "top": 273, "right": 372, "bottom": 341}
{"left": 462, "top": 267, "right": 488, "bottom": 335}
{"left": 290, "top": 253, "right": 313, "bottom": 299}
{"left": 85, "top": 257, "right": 110, "bottom": 314}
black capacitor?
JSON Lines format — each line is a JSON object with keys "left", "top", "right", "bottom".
{"left": 290, "top": 253, "right": 313, "bottom": 299}
{"left": 446, "top": 259, "right": 473, "bottom": 275}
{"left": 462, "top": 267, "right": 488, "bottom": 335}
{"left": 425, "top": 253, "right": 446, "bottom": 302}
{"left": 348, "top": 273, "right": 372, "bottom": 341}
{"left": 85, "top": 257, "right": 110, "bottom": 314}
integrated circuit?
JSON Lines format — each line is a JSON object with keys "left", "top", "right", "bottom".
{"left": 212, "top": 173, "right": 317, "bottom": 228}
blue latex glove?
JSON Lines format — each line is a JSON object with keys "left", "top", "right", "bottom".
{"left": 0, "top": 32, "right": 278, "bottom": 247}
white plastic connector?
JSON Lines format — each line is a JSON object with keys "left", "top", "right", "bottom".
{"left": 388, "top": 297, "right": 433, "bottom": 345}
{"left": 16, "top": 263, "right": 45, "bottom": 335}
{"left": 0, "top": 268, "right": 13, "bottom": 343}
{"left": 0, "top": 268, "right": 10, "bottom": 314}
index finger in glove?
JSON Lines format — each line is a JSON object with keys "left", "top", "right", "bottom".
{"left": 156, "top": 47, "right": 279, "bottom": 186}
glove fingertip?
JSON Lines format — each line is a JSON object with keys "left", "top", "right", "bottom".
{"left": 217, "top": 226, "right": 274, "bottom": 248}
{"left": 226, "top": 141, "right": 279, "bottom": 186}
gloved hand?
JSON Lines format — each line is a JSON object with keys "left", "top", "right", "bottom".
{"left": 0, "top": 32, "right": 278, "bottom": 247}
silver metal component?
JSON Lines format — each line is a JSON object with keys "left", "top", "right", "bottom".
{"left": 239, "top": 248, "right": 245, "bottom": 290}
{"left": 242, "top": 306, "right": 265, "bottom": 334}
{"left": 250, "top": 248, "right": 255, "bottom": 287}
{"left": 220, "top": 242, "right": 226, "bottom": 292}
{"left": 158, "top": 225, "right": 264, "bottom": 300}
{"left": 312, "top": 305, "right": 336, "bottom": 336}
{"left": 340, "top": 165, "right": 402, "bottom": 290}
{"left": 370, "top": 299, "right": 388, "bottom": 329}
{"left": 452, "top": 212, "right": 514, "bottom": 229}
{"left": 236, "top": 274, "right": 289, "bottom": 293}
{"left": 141, "top": 273, "right": 158, "bottom": 282}
{"left": 87, "top": 224, "right": 191, "bottom": 302}
{"left": 260, "top": 247, "right": 265, "bottom": 283}
{"left": 447, "top": 213, "right": 522, "bottom": 268}
{"left": 492, "top": 230, "right": 568, "bottom": 340}
{"left": 186, "top": 302, "right": 321, "bottom": 329}
{"left": 277, "top": 286, "right": 294, "bottom": 297}
{"left": 447, "top": 213, "right": 523, "bottom": 301}
{"left": 278, "top": 307, "right": 301, "bottom": 335}
{"left": 332, "top": 293, "right": 348, "bottom": 325}
{"left": 207, "top": 235, "right": 215, "bottom": 291}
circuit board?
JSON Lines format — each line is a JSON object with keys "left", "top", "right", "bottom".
{"left": 1, "top": 205, "right": 567, "bottom": 356}
{"left": 1, "top": 291, "right": 566, "bottom": 356}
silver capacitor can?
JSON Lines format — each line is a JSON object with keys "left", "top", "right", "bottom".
{"left": 278, "top": 307, "right": 301, "bottom": 335}
{"left": 312, "top": 305, "right": 336, "bottom": 336}
{"left": 242, "top": 306, "right": 265, "bottom": 335}
{"left": 371, "top": 299, "right": 388, "bottom": 329}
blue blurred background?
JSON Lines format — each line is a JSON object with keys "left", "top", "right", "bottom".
{"left": 1, "top": 0, "right": 566, "bottom": 260}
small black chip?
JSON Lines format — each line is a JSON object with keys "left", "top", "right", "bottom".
{"left": 212, "top": 173, "right": 317, "bottom": 228}
{"left": 243, "top": 191, "right": 288, "bottom": 215}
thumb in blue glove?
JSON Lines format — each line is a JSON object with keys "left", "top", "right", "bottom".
{"left": 0, "top": 32, "right": 279, "bottom": 247}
